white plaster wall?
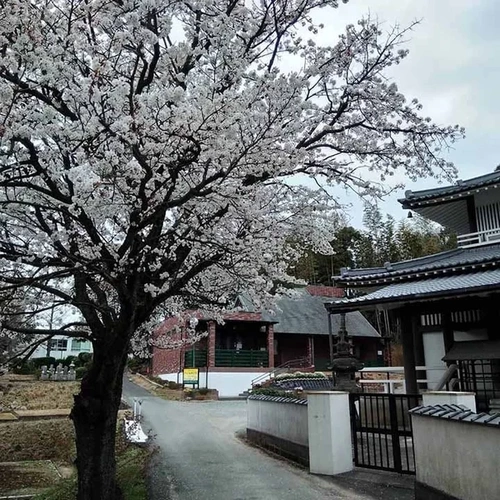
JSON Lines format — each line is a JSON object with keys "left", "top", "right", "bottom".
{"left": 158, "top": 371, "right": 270, "bottom": 397}
{"left": 422, "top": 392, "right": 477, "bottom": 412}
{"left": 307, "top": 392, "right": 353, "bottom": 475}
{"left": 412, "top": 415, "right": 500, "bottom": 500}
{"left": 31, "top": 336, "right": 93, "bottom": 360}
{"left": 247, "top": 398, "right": 309, "bottom": 447}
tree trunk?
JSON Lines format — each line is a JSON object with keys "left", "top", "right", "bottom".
{"left": 71, "top": 340, "right": 128, "bottom": 500}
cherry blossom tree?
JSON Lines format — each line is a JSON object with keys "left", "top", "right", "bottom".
{"left": 0, "top": 1, "right": 463, "bottom": 498}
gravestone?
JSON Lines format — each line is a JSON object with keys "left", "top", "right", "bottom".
{"left": 68, "top": 362, "right": 76, "bottom": 381}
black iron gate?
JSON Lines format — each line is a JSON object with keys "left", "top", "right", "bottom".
{"left": 349, "top": 393, "right": 420, "bottom": 474}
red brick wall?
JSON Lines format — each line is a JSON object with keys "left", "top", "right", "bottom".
{"left": 152, "top": 339, "right": 183, "bottom": 376}
{"left": 306, "top": 285, "right": 344, "bottom": 298}
{"left": 152, "top": 317, "right": 183, "bottom": 376}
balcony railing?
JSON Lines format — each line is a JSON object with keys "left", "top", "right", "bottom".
{"left": 457, "top": 228, "right": 500, "bottom": 248}
{"left": 215, "top": 349, "right": 268, "bottom": 368}
{"left": 184, "top": 348, "right": 269, "bottom": 368}
{"left": 184, "top": 349, "right": 207, "bottom": 368}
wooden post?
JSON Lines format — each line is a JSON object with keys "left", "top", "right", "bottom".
{"left": 400, "top": 307, "right": 418, "bottom": 394}
{"left": 442, "top": 310, "right": 454, "bottom": 354}
{"left": 308, "top": 336, "right": 315, "bottom": 368}
{"left": 266, "top": 324, "right": 275, "bottom": 368}
{"left": 328, "top": 313, "right": 334, "bottom": 366}
{"left": 207, "top": 321, "right": 216, "bottom": 368}
{"left": 413, "top": 312, "right": 426, "bottom": 388}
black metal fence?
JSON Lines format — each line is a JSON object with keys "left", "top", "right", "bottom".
{"left": 349, "top": 393, "right": 420, "bottom": 475}
{"left": 458, "top": 360, "right": 500, "bottom": 412}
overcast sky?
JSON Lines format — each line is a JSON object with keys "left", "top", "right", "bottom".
{"left": 314, "top": 0, "right": 499, "bottom": 228}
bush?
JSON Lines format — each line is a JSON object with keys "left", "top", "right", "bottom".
{"left": 167, "top": 381, "right": 182, "bottom": 390}
{"left": 250, "top": 387, "right": 290, "bottom": 397}
{"left": 127, "top": 357, "right": 149, "bottom": 374}
{"left": 198, "top": 387, "right": 209, "bottom": 395}
{"left": 11, "top": 360, "right": 36, "bottom": 374}
{"left": 274, "top": 371, "right": 327, "bottom": 381}
{"left": 60, "top": 355, "right": 79, "bottom": 367}
{"left": 77, "top": 352, "right": 92, "bottom": 364}
{"left": 31, "top": 357, "right": 57, "bottom": 369}
{"left": 75, "top": 367, "right": 88, "bottom": 380}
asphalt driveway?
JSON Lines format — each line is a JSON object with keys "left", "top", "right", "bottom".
{"left": 122, "top": 378, "right": 413, "bottom": 500}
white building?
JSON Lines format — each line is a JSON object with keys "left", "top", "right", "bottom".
{"left": 31, "top": 335, "right": 93, "bottom": 360}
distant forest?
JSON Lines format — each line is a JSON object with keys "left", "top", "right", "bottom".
{"left": 291, "top": 205, "right": 456, "bottom": 286}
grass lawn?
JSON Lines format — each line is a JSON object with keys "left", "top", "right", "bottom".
{"left": 0, "top": 418, "right": 75, "bottom": 462}
{"left": 33, "top": 443, "right": 151, "bottom": 500}
{"left": 0, "top": 376, "right": 80, "bottom": 411}
{"left": 128, "top": 373, "right": 184, "bottom": 401}
{"left": 0, "top": 376, "right": 150, "bottom": 499}
{"left": 0, "top": 460, "right": 62, "bottom": 495}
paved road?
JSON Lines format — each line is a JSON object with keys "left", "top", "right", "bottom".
{"left": 122, "top": 378, "right": 413, "bottom": 500}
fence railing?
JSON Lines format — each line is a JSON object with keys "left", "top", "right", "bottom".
{"left": 457, "top": 228, "right": 500, "bottom": 247}
{"left": 251, "top": 356, "right": 312, "bottom": 387}
{"left": 215, "top": 349, "right": 269, "bottom": 368}
{"left": 433, "top": 363, "right": 460, "bottom": 391}
{"left": 350, "top": 392, "right": 420, "bottom": 474}
{"left": 184, "top": 349, "right": 207, "bottom": 368}
{"left": 458, "top": 359, "right": 500, "bottom": 412}
{"left": 358, "top": 366, "right": 432, "bottom": 394}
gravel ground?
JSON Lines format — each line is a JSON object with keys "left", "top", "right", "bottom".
{"left": 122, "top": 377, "right": 414, "bottom": 500}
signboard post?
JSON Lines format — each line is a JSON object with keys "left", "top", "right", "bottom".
{"left": 183, "top": 367, "right": 199, "bottom": 388}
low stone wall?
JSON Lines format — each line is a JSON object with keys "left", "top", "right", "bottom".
{"left": 246, "top": 395, "right": 309, "bottom": 465}
{"left": 411, "top": 404, "right": 500, "bottom": 500}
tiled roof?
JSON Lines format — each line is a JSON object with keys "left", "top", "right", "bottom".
{"left": 158, "top": 288, "right": 381, "bottom": 338}
{"left": 263, "top": 289, "right": 380, "bottom": 337}
{"left": 327, "top": 269, "right": 500, "bottom": 312}
{"left": 443, "top": 340, "right": 500, "bottom": 361}
{"left": 247, "top": 394, "right": 308, "bottom": 405}
{"left": 399, "top": 170, "right": 500, "bottom": 208}
{"left": 337, "top": 243, "right": 500, "bottom": 285}
{"left": 273, "top": 377, "right": 334, "bottom": 391}
{"left": 410, "top": 404, "right": 500, "bottom": 426}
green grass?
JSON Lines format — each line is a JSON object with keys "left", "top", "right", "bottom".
{"left": 34, "top": 444, "right": 150, "bottom": 500}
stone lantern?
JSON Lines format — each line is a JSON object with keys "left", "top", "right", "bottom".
{"left": 329, "top": 312, "right": 364, "bottom": 392}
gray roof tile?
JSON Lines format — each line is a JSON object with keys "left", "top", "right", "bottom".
{"left": 248, "top": 394, "right": 308, "bottom": 405}
{"left": 411, "top": 404, "right": 500, "bottom": 427}
{"left": 328, "top": 269, "right": 500, "bottom": 311}
{"left": 338, "top": 244, "right": 500, "bottom": 283}
{"left": 443, "top": 340, "right": 500, "bottom": 361}
{"left": 399, "top": 170, "right": 500, "bottom": 208}
{"left": 263, "top": 290, "right": 380, "bottom": 338}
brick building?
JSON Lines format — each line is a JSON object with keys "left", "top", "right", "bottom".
{"left": 152, "top": 286, "right": 381, "bottom": 396}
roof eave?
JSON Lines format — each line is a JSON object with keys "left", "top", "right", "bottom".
{"left": 325, "top": 281, "right": 500, "bottom": 314}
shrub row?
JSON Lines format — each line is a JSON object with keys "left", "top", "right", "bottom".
{"left": 11, "top": 353, "right": 92, "bottom": 379}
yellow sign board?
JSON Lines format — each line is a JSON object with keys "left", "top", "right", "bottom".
{"left": 183, "top": 368, "right": 199, "bottom": 385}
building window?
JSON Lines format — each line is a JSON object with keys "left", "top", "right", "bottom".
{"left": 72, "top": 339, "right": 91, "bottom": 352}
{"left": 49, "top": 339, "right": 68, "bottom": 351}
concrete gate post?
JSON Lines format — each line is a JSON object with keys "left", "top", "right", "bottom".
{"left": 307, "top": 391, "right": 353, "bottom": 475}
